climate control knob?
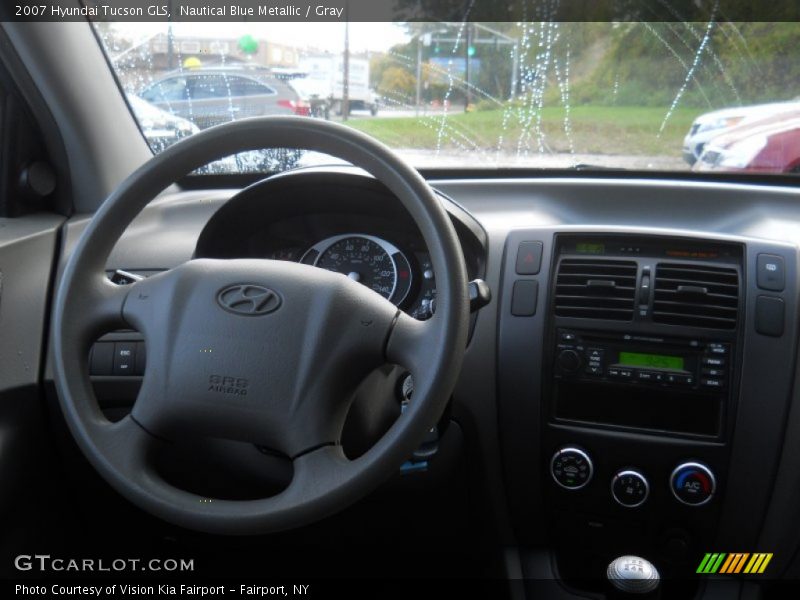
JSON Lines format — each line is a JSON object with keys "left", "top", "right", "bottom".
{"left": 551, "top": 447, "right": 593, "bottom": 490}
{"left": 670, "top": 462, "right": 716, "bottom": 506}
{"left": 611, "top": 469, "right": 650, "bottom": 508}
{"left": 557, "top": 349, "right": 582, "bottom": 373}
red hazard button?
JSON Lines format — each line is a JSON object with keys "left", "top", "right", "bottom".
{"left": 515, "top": 241, "right": 543, "bottom": 275}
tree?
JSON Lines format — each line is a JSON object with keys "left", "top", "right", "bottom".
{"left": 378, "top": 66, "right": 417, "bottom": 101}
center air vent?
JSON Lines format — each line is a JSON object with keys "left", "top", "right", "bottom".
{"left": 554, "top": 259, "right": 637, "bottom": 320}
{"left": 653, "top": 263, "right": 739, "bottom": 330}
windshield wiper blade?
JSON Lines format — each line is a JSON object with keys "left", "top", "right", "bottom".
{"left": 569, "top": 162, "right": 626, "bottom": 171}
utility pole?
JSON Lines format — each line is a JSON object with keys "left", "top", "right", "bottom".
{"left": 167, "top": 0, "right": 175, "bottom": 70}
{"left": 342, "top": 18, "right": 350, "bottom": 121}
{"left": 415, "top": 35, "right": 422, "bottom": 116}
{"left": 511, "top": 41, "right": 519, "bottom": 99}
{"left": 464, "top": 24, "right": 472, "bottom": 111}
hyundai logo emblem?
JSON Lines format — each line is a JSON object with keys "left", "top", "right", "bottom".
{"left": 217, "top": 284, "right": 282, "bottom": 316}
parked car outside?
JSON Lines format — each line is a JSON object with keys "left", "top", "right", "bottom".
{"left": 288, "top": 76, "right": 331, "bottom": 119}
{"left": 126, "top": 94, "right": 199, "bottom": 153}
{"left": 693, "top": 110, "right": 800, "bottom": 173}
{"left": 682, "top": 101, "right": 800, "bottom": 165}
{"left": 138, "top": 67, "right": 310, "bottom": 129}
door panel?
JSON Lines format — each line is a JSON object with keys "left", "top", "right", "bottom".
{"left": 0, "top": 212, "right": 63, "bottom": 567}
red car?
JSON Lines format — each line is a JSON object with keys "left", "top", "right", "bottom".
{"left": 694, "top": 110, "right": 800, "bottom": 173}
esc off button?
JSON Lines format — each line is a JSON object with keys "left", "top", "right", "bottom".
{"left": 670, "top": 462, "right": 716, "bottom": 506}
{"left": 551, "top": 447, "right": 594, "bottom": 490}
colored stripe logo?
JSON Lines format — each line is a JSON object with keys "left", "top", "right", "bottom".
{"left": 697, "top": 553, "right": 773, "bottom": 574}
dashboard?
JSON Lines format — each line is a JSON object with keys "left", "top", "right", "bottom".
{"left": 42, "top": 168, "right": 800, "bottom": 596}
{"left": 191, "top": 169, "right": 486, "bottom": 320}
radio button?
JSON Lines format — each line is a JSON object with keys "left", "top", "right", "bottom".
{"left": 587, "top": 366, "right": 603, "bottom": 376}
{"left": 701, "top": 378, "right": 724, "bottom": 388}
{"left": 664, "top": 373, "right": 692, "bottom": 385}
{"left": 618, "top": 369, "right": 634, "bottom": 379}
{"left": 707, "top": 344, "right": 728, "bottom": 355}
{"left": 607, "top": 368, "right": 621, "bottom": 378}
{"left": 702, "top": 368, "right": 725, "bottom": 377}
{"left": 637, "top": 371, "right": 655, "bottom": 381}
{"left": 560, "top": 331, "right": 577, "bottom": 343}
{"left": 557, "top": 349, "right": 582, "bottom": 374}
{"left": 702, "top": 357, "right": 725, "bottom": 367}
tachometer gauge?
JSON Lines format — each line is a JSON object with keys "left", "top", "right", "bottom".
{"left": 303, "top": 234, "right": 412, "bottom": 304}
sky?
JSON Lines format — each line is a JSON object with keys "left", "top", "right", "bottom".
{"left": 113, "top": 22, "right": 410, "bottom": 54}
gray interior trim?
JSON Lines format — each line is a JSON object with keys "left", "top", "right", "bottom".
{"left": 1, "top": 21, "right": 152, "bottom": 212}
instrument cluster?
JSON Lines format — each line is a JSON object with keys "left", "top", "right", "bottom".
{"left": 266, "top": 233, "right": 437, "bottom": 320}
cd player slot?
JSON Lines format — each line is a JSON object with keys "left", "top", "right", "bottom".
{"left": 553, "top": 381, "right": 722, "bottom": 437}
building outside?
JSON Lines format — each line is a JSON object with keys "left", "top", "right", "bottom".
{"left": 147, "top": 33, "right": 300, "bottom": 70}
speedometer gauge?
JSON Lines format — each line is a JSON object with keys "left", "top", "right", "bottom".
{"left": 316, "top": 236, "right": 396, "bottom": 299}
{"left": 303, "top": 234, "right": 413, "bottom": 305}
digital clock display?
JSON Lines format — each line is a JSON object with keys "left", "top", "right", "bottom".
{"left": 618, "top": 351, "right": 684, "bottom": 370}
{"left": 575, "top": 242, "right": 605, "bottom": 255}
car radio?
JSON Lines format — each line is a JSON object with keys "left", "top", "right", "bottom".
{"left": 554, "top": 328, "right": 730, "bottom": 392}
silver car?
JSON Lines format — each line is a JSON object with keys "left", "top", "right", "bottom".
{"left": 682, "top": 101, "right": 800, "bottom": 165}
{"left": 139, "top": 67, "right": 309, "bottom": 129}
{"left": 126, "top": 94, "right": 199, "bottom": 153}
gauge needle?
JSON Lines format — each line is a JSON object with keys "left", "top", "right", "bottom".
{"left": 347, "top": 272, "right": 361, "bottom": 282}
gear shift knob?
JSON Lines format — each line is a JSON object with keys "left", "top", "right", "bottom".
{"left": 606, "top": 555, "right": 660, "bottom": 599}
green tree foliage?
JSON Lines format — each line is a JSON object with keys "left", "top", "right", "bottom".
{"left": 375, "top": 21, "right": 800, "bottom": 110}
{"left": 568, "top": 22, "right": 800, "bottom": 107}
{"left": 378, "top": 66, "right": 417, "bottom": 98}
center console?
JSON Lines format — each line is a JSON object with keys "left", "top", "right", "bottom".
{"left": 542, "top": 235, "right": 743, "bottom": 587}
{"left": 497, "top": 228, "right": 798, "bottom": 595}
{"left": 552, "top": 328, "right": 731, "bottom": 437}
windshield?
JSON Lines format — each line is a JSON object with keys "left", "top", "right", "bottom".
{"left": 93, "top": 19, "right": 800, "bottom": 175}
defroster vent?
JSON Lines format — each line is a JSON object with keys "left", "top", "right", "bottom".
{"left": 653, "top": 263, "right": 739, "bottom": 329}
{"left": 554, "top": 259, "right": 637, "bottom": 321}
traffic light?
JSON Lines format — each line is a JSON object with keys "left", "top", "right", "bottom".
{"left": 468, "top": 45, "right": 476, "bottom": 57}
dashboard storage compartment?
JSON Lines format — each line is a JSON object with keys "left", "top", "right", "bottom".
{"left": 553, "top": 380, "right": 722, "bottom": 437}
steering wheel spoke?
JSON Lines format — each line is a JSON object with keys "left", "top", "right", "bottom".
{"left": 288, "top": 444, "right": 350, "bottom": 496}
{"left": 61, "top": 274, "right": 133, "bottom": 346}
{"left": 91, "top": 415, "right": 157, "bottom": 483}
{"left": 385, "top": 311, "right": 441, "bottom": 377}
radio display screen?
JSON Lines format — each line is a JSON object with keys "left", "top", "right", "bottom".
{"left": 618, "top": 351, "right": 684, "bottom": 370}
{"left": 575, "top": 242, "right": 606, "bottom": 255}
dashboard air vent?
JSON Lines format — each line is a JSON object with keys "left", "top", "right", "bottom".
{"left": 554, "top": 259, "right": 637, "bottom": 320}
{"left": 653, "top": 263, "right": 739, "bottom": 329}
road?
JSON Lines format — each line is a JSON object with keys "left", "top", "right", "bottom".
{"left": 333, "top": 106, "right": 456, "bottom": 121}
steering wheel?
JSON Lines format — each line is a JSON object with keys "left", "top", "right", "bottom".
{"left": 52, "top": 117, "right": 469, "bottom": 535}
